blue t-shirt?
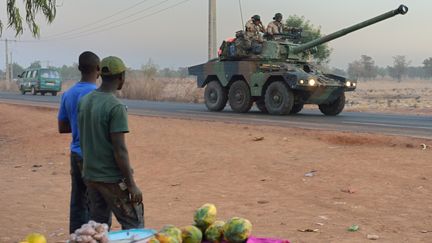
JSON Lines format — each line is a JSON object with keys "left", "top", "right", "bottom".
{"left": 58, "top": 81, "right": 97, "bottom": 156}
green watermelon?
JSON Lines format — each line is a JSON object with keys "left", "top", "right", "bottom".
{"left": 147, "top": 236, "right": 161, "bottom": 243}
{"left": 160, "top": 225, "right": 182, "bottom": 242}
{"left": 194, "top": 203, "right": 217, "bottom": 231}
{"left": 223, "top": 217, "right": 252, "bottom": 243}
{"left": 205, "top": 220, "right": 225, "bottom": 243}
{"left": 181, "top": 225, "right": 203, "bottom": 243}
{"left": 155, "top": 232, "right": 180, "bottom": 243}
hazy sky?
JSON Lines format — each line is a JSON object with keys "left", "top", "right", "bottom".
{"left": 0, "top": 0, "right": 429, "bottom": 70}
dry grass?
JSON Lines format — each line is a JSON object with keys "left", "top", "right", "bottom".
{"left": 3, "top": 77, "right": 432, "bottom": 115}
{"left": 118, "top": 71, "right": 202, "bottom": 103}
{"left": 345, "top": 79, "right": 432, "bottom": 114}
{"left": 0, "top": 80, "right": 19, "bottom": 92}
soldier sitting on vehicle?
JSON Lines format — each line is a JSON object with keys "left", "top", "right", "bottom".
{"left": 245, "top": 15, "right": 266, "bottom": 54}
{"left": 267, "top": 13, "right": 284, "bottom": 37}
{"left": 266, "top": 13, "right": 303, "bottom": 41}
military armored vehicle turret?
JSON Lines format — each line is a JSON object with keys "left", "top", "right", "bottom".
{"left": 188, "top": 5, "right": 408, "bottom": 115}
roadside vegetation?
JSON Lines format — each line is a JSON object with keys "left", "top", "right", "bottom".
{"left": 1, "top": 57, "right": 432, "bottom": 111}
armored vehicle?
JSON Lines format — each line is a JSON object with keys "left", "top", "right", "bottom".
{"left": 188, "top": 5, "right": 408, "bottom": 115}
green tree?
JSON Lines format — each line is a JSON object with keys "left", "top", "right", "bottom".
{"left": 286, "top": 15, "right": 332, "bottom": 63}
{"left": 28, "top": 60, "right": 41, "bottom": 68}
{"left": 347, "top": 55, "right": 377, "bottom": 81}
{"left": 55, "top": 64, "right": 80, "bottom": 81}
{"left": 1, "top": 0, "right": 56, "bottom": 37}
{"left": 359, "top": 55, "right": 378, "bottom": 80}
{"left": 387, "top": 55, "right": 410, "bottom": 81}
{"left": 12, "top": 62, "right": 24, "bottom": 78}
{"left": 347, "top": 60, "right": 362, "bottom": 80}
{"left": 423, "top": 57, "right": 432, "bottom": 78}
{"left": 141, "top": 59, "right": 158, "bottom": 79}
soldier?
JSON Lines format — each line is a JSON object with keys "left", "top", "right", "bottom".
{"left": 245, "top": 15, "right": 265, "bottom": 43}
{"left": 267, "top": 13, "right": 284, "bottom": 36}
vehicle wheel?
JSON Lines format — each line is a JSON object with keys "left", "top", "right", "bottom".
{"left": 290, "top": 103, "right": 304, "bottom": 114}
{"left": 41, "top": 92, "right": 46, "bottom": 96}
{"left": 51, "top": 92, "right": 57, "bottom": 96}
{"left": 264, "top": 81, "right": 294, "bottom": 115}
{"left": 20, "top": 86, "right": 26, "bottom": 95}
{"left": 31, "top": 86, "right": 37, "bottom": 95}
{"left": 228, "top": 80, "right": 253, "bottom": 113}
{"left": 255, "top": 98, "right": 268, "bottom": 113}
{"left": 204, "top": 81, "right": 228, "bottom": 111}
{"left": 319, "top": 93, "right": 345, "bottom": 116}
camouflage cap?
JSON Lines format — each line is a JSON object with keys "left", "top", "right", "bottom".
{"left": 100, "top": 56, "right": 126, "bottom": 75}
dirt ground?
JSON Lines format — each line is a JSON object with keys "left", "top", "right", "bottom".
{"left": 0, "top": 103, "right": 431, "bottom": 243}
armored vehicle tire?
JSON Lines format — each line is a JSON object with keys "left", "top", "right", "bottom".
{"left": 31, "top": 86, "right": 37, "bottom": 95}
{"left": 52, "top": 92, "right": 57, "bottom": 96}
{"left": 290, "top": 103, "right": 304, "bottom": 114}
{"left": 204, "top": 81, "right": 228, "bottom": 111}
{"left": 264, "top": 81, "right": 294, "bottom": 115}
{"left": 319, "top": 93, "right": 345, "bottom": 116}
{"left": 228, "top": 80, "right": 253, "bottom": 113}
{"left": 255, "top": 99, "right": 268, "bottom": 113}
{"left": 20, "top": 86, "right": 26, "bottom": 95}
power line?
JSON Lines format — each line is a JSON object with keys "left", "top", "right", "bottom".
{"left": 45, "top": 0, "right": 192, "bottom": 42}
{"left": 44, "top": 0, "right": 170, "bottom": 41}
{"left": 44, "top": 0, "right": 153, "bottom": 39}
{"left": 3, "top": 0, "right": 193, "bottom": 43}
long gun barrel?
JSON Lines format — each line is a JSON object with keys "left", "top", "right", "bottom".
{"left": 290, "top": 5, "right": 408, "bottom": 54}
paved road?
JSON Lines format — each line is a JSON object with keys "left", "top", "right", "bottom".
{"left": 1, "top": 91, "right": 431, "bottom": 139}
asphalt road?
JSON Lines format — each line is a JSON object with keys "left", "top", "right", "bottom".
{"left": 1, "top": 91, "right": 431, "bottom": 139}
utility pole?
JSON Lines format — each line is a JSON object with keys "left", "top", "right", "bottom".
{"left": 5, "top": 38, "right": 9, "bottom": 83}
{"left": 10, "top": 52, "right": 13, "bottom": 82}
{"left": 208, "top": 0, "right": 217, "bottom": 60}
{"left": 1, "top": 39, "right": 17, "bottom": 82}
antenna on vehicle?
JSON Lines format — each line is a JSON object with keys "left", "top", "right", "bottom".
{"left": 238, "top": 0, "right": 245, "bottom": 30}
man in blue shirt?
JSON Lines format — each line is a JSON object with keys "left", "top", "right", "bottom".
{"left": 58, "top": 51, "right": 100, "bottom": 233}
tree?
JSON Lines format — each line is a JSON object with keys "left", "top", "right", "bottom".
{"left": 286, "top": 15, "right": 332, "bottom": 63}
{"left": 347, "top": 55, "right": 378, "bottom": 81}
{"left": 359, "top": 55, "right": 378, "bottom": 80}
{"left": 1, "top": 0, "right": 56, "bottom": 37}
{"left": 28, "top": 60, "right": 41, "bottom": 68}
{"left": 141, "top": 59, "right": 158, "bottom": 78}
{"left": 423, "top": 57, "right": 432, "bottom": 78}
{"left": 12, "top": 62, "right": 24, "bottom": 78}
{"left": 387, "top": 55, "right": 410, "bottom": 81}
{"left": 347, "top": 60, "right": 362, "bottom": 80}
{"left": 406, "top": 66, "right": 425, "bottom": 79}
{"left": 55, "top": 64, "right": 80, "bottom": 81}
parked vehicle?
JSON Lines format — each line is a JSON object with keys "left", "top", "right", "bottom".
{"left": 18, "top": 68, "right": 62, "bottom": 96}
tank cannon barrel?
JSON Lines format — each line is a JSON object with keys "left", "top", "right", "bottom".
{"left": 290, "top": 5, "right": 408, "bottom": 54}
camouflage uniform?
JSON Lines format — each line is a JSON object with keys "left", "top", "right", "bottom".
{"left": 245, "top": 19, "right": 265, "bottom": 43}
{"left": 267, "top": 20, "right": 284, "bottom": 35}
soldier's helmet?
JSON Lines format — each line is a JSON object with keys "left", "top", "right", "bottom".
{"left": 252, "top": 15, "right": 261, "bottom": 22}
{"left": 273, "top": 13, "right": 283, "bottom": 21}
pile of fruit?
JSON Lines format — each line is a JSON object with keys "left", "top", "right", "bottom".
{"left": 149, "top": 203, "right": 253, "bottom": 243}
{"left": 69, "top": 220, "right": 109, "bottom": 243}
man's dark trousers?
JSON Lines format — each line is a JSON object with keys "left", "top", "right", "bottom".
{"left": 69, "top": 152, "right": 89, "bottom": 233}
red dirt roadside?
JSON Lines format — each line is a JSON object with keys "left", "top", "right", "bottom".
{"left": 0, "top": 103, "right": 431, "bottom": 243}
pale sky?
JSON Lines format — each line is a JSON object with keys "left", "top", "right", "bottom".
{"left": 0, "top": 0, "right": 429, "bottom": 70}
